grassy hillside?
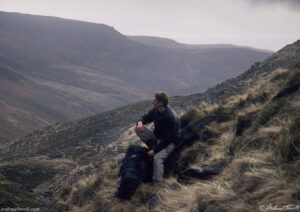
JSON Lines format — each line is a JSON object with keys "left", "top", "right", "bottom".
{"left": 53, "top": 63, "right": 300, "bottom": 212}
{"left": 0, "top": 40, "right": 299, "bottom": 210}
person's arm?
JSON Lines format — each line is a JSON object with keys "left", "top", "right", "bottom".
{"left": 137, "top": 108, "right": 156, "bottom": 125}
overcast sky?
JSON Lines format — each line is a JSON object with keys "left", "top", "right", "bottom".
{"left": 0, "top": 0, "right": 299, "bottom": 51}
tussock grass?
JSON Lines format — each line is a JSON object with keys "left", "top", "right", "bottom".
{"left": 271, "top": 68, "right": 289, "bottom": 82}
{"left": 53, "top": 160, "right": 118, "bottom": 211}
{"left": 69, "top": 174, "right": 103, "bottom": 206}
{"left": 56, "top": 66, "right": 300, "bottom": 211}
{"left": 174, "top": 142, "right": 208, "bottom": 174}
{"left": 60, "top": 186, "right": 72, "bottom": 201}
{"left": 180, "top": 102, "right": 217, "bottom": 128}
{"left": 273, "top": 115, "right": 300, "bottom": 163}
{"left": 0, "top": 180, "right": 48, "bottom": 209}
{"left": 51, "top": 201, "right": 69, "bottom": 212}
{"left": 256, "top": 98, "right": 287, "bottom": 126}
{"left": 246, "top": 88, "right": 268, "bottom": 105}
{"left": 286, "top": 67, "right": 300, "bottom": 86}
{"left": 180, "top": 108, "right": 205, "bottom": 128}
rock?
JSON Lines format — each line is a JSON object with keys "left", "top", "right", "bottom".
{"left": 177, "top": 164, "right": 222, "bottom": 183}
{"left": 164, "top": 114, "right": 217, "bottom": 176}
{"left": 204, "top": 153, "right": 211, "bottom": 160}
{"left": 169, "top": 183, "right": 181, "bottom": 191}
{"left": 202, "top": 130, "right": 213, "bottom": 142}
{"left": 149, "top": 196, "right": 159, "bottom": 210}
{"left": 33, "top": 188, "right": 53, "bottom": 198}
{"left": 236, "top": 115, "right": 253, "bottom": 136}
{"left": 274, "top": 83, "right": 299, "bottom": 99}
{"left": 117, "top": 153, "right": 126, "bottom": 164}
{"left": 7, "top": 200, "right": 19, "bottom": 207}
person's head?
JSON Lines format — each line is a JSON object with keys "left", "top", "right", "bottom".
{"left": 153, "top": 91, "right": 168, "bottom": 109}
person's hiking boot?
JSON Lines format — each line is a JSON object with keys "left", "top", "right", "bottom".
{"left": 111, "top": 191, "right": 121, "bottom": 198}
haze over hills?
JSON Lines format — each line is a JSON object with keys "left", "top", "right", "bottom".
{"left": 127, "top": 35, "right": 274, "bottom": 53}
{"left": 0, "top": 11, "right": 272, "bottom": 142}
{"left": 0, "top": 40, "right": 298, "bottom": 210}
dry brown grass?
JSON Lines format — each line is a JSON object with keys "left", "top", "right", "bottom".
{"left": 56, "top": 160, "right": 119, "bottom": 211}
{"left": 179, "top": 102, "right": 218, "bottom": 128}
{"left": 54, "top": 67, "right": 300, "bottom": 211}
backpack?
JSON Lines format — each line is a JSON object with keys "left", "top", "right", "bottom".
{"left": 115, "top": 145, "right": 153, "bottom": 198}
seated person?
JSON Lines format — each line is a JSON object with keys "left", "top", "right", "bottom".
{"left": 135, "top": 91, "right": 181, "bottom": 181}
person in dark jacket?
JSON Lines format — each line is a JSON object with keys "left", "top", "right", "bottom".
{"left": 135, "top": 91, "right": 180, "bottom": 180}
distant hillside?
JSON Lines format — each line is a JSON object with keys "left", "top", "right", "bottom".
{"left": 127, "top": 35, "right": 273, "bottom": 53}
{"left": 0, "top": 11, "right": 272, "bottom": 142}
{"left": 0, "top": 40, "right": 298, "bottom": 209}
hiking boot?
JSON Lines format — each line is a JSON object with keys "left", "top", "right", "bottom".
{"left": 111, "top": 191, "right": 121, "bottom": 198}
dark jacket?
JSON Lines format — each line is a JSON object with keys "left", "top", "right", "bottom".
{"left": 137, "top": 106, "right": 181, "bottom": 153}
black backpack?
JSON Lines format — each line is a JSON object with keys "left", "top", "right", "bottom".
{"left": 115, "top": 145, "right": 153, "bottom": 198}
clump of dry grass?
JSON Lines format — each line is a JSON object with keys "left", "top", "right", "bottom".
{"left": 173, "top": 142, "right": 208, "bottom": 175}
{"left": 60, "top": 186, "right": 72, "bottom": 201}
{"left": 180, "top": 108, "right": 205, "bottom": 128}
{"left": 69, "top": 174, "right": 103, "bottom": 207}
{"left": 52, "top": 160, "right": 119, "bottom": 211}
{"left": 273, "top": 115, "right": 300, "bottom": 163}
{"left": 271, "top": 68, "right": 289, "bottom": 82}
{"left": 180, "top": 102, "right": 218, "bottom": 128}
{"left": 50, "top": 201, "right": 69, "bottom": 212}
{"left": 286, "top": 66, "right": 300, "bottom": 86}
{"left": 256, "top": 98, "right": 287, "bottom": 126}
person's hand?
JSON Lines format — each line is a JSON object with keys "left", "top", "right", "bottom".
{"left": 147, "top": 150, "right": 155, "bottom": 157}
{"left": 137, "top": 121, "right": 144, "bottom": 132}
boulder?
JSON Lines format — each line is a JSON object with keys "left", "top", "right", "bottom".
{"left": 177, "top": 164, "right": 223, "bottom": 184}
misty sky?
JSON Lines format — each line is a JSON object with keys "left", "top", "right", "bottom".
{"left": 0, "top": 0, "right": 299, "bottom": 51}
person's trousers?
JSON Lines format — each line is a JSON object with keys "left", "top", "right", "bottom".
{"left": 135, "top": 126, "right": 175, "bottom": 180}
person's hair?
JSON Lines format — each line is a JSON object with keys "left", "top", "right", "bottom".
{"left": 155, "top": 91, "right": 168, "bottom": 107}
